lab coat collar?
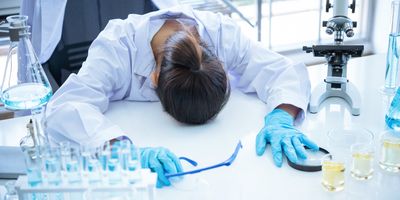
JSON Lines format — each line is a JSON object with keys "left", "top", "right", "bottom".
{"left": 132, "top": 6, "right": 200, "bottom": 78}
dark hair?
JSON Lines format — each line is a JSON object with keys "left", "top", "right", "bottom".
{"left": 155, "top": 30, "right": 230, "bottom": 124}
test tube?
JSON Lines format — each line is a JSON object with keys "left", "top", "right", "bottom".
{"left": 108, "top": 144, "right": 122, "bottom": 184}
{"left": 22, "top": 146, "right": 43, "bottom": 187}
{"left": 120, "top": 140, "right": 131, "bottom": 170}
{"left": 321, "top": 154, "right": 345, "bottom": 192}
{"left": 81, "top": 146, "right": 102, "bottom": 184}
{"left": 67, "top": 147, "right": 82, "bottom": 184}
{"left": 124, "top": 143, "right": 141, "bottom": 184}
{"left": 43, "top": 146, "right": 62, "bottom": 185}
{"left": 350, "top": 143, "right": 374, "bottom": 180}
{"left": 98, "top": 141, "right": 111, "bottom": 171}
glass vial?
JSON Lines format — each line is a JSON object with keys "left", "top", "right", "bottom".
{"left": 385, "top": 0, "right": 400, "bottom": 92}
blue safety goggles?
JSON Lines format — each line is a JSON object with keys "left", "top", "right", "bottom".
{"left": 165, "top": 141, "right": 243, "bottom": 178}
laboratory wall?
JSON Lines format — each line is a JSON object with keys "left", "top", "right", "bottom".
{"left": 372, "top": 0, "right": 391, "bottom": 53}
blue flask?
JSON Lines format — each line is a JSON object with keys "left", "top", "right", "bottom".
{"left": 386, "top": 88, "right": 400, "bottom": 130}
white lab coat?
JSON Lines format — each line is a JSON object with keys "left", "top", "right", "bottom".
{"left": 45, "top": 6, "right": 311, "bottom": 148}
{"left": 20, "top": 0, "right": 67, "bottom": 64}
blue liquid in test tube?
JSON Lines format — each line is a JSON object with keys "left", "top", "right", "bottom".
{"left": 66, "top": 160, "right": 81, "bottom": 184}
{"left": 88, "top": 159, "right": 101, "bottom": 184}
{"left": 127, "top": 160, "right": 138, "bottom": 171}
{"left": 108, "top": 158, "right": 121, "bottom": 184}
{"left": 26, "top": 167, "right": 42, "bottom": 187}
{"left": 45, "top": 158, "right": 62, "bottom": 185}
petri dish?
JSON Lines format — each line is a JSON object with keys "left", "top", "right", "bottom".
{"left": 287, "top": 147, "right": 329, "bottom": 172}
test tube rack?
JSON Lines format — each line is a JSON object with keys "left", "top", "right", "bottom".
{"left": 14, "top": 169, "right": 157, "bottom": 200}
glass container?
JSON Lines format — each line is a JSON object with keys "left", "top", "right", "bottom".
{"left": 385, "top": 0, "right": 400, "bottom": 92}
{"left": 350, "top": 143, "right": 374, "bottom": 180}
{"left": 379, "top": 130, "right": 400, "bottom": 172}
{"left": 321, "top": 154, "right": 345, "bottom": 192}
{"left": 0, "top": 15, "right": 52, "bottom": 148}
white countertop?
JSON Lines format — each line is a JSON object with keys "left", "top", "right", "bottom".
{"left": 0, "top": 54, "right": 399, "bottom": 200}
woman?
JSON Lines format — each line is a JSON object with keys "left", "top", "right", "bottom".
{"left": 45, "top": 6, "right": 318, "bottom": 188}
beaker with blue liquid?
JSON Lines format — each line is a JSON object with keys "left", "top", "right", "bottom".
{"left": 0, "top": 15, "right": 52, "bottom": 110}
{"left": 385, "top": 0, "right": 400, "bottom": 93}
{"left": 0, "top": 15, "right": 52, "bottom": 152}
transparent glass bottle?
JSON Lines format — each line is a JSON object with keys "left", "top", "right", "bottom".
{"left": 385, "top": 0, "right": 400, "bottom": 93}
{"left": 0, "top": 15, "right": 52, "bottom": 145}
{"left": 19, "top": 119, "right": 47, "bottom": 187}
{"left": 0, "top": 15, "right": 52, "bottom": 110}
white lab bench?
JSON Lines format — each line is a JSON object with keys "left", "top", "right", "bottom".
{"left": 0, "top": 54, "right": 399, "bottom": 200}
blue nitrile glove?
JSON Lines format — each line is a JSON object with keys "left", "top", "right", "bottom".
{"left": 140, "top": 147, "right": 183, "bottom": 188}
{"left": 255, "top": 108, "right": 319, "bottom": 167}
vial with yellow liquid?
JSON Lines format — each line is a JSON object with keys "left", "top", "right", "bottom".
{"left": 379, "top": 131, "right": 400, "bottom": 172}
{"left": 321, "top": 154, "right": 345, "bottom": 192}
{"left": 350, "top": 143, "right": 374, "bottom": 180}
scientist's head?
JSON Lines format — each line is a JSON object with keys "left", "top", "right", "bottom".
{"left": 152, "top": 30, "right": 230, "bottom": 124}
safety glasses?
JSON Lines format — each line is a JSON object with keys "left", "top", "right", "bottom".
{"left": 165, "top": 141, "right": 243, "bottom": 178}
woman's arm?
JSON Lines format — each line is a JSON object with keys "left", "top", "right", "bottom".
{"left": 45, "top": 19, "right": 135, "bottom": 148}
{"left": 277, "top": 104, "right": 300, "bottom": 119}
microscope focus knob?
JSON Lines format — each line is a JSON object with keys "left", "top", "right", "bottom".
{"left": 326, "top": 27, "right": 334, "bottom": 35}
{"left": 343, "top": 22, "right": 355, "bottom": 37}
{"left": 346, "top": 29, "right": 354, "bottom": 37}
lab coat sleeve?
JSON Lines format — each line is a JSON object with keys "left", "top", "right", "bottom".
{"left": 45, "top": 19, "right": 135, "bottom": 148}
{"left": 219, "top": 16, "right": 310, "bottom": 124}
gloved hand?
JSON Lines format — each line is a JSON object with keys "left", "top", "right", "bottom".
{"left": 140, "top": 147, "right": 183, "bottom": 188}
{"left": 256, "top": 108, "right": 319, "bottom": 167}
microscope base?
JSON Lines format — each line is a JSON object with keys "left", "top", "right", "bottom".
{"left": 309, "top": 82, "right": 361, "bottom": 116}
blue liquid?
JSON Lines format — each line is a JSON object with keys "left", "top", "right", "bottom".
{"left": 108, "top": 159, "right": 119, "bottom": 172}
{"left": 386, "top": 115, "right": 400, "bottom": 130}
{"left": 87, "top": 159, "right": 101, "bottom": 184}
{"left": 99, "top": 152, "right": 109, "bottom": 170}
{"left": 1, "top": 83, "right": 52, "bottom": 110}
{"left": 87, "top": 159, "right": 99, "bottom": 172}
{"left": 108, "top": 159, "right": 121, "bottom": 185}
{"left": 120, "top": 152, "right": 129, "bottom": 170}
{"left": 127, "top": 160, "right": 138, "bottom": 171}
{"left": 385, "top": 34, "right": 400, "bottom": 90}
{"left": 81, "top": 152, "right": 90, "bottom": 171}
{"left": 26, "top": 167, "right": 42, "bottom": 187}
{"left": 386, "top": 88, "right": 400, "bottom": 130}
{"left": 66, "top": 160, "right": 81, "bottom": 184}
{"left": 66, "top": 160, "right": 79, "bottom": 172}
{"left": 45, "top": 158, "right": 61, "bottom": 185}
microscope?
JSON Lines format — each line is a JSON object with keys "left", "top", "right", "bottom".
{"left": 303, "top": 0, "right": 364, "bottom": 116}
